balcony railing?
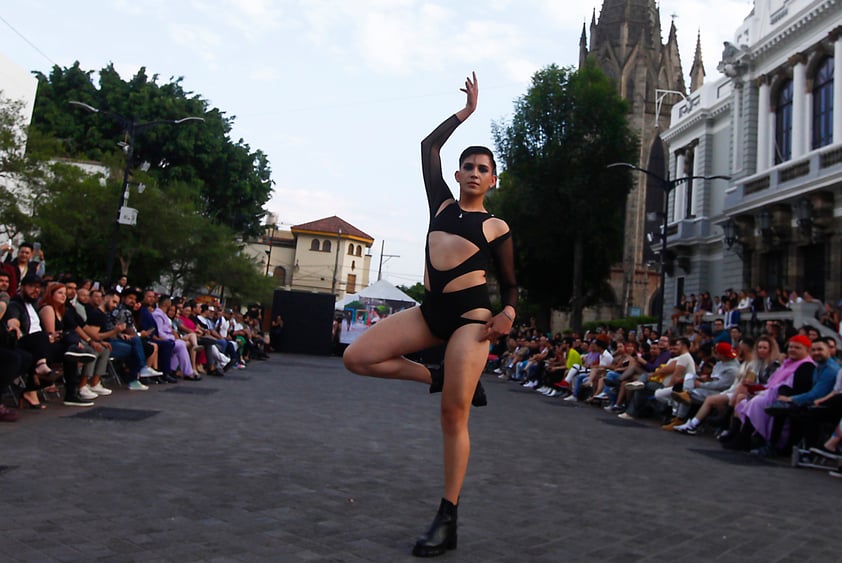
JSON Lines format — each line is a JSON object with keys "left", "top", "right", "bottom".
{"left": 725, "top": 142, "right": 842, "bottom": 210}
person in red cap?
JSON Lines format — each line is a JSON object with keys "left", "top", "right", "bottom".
{"left": 724, "top": 335, "right": 816, "bottom": 451}
{"left": 671, "top": 341, "right": 741, "bottom": 432}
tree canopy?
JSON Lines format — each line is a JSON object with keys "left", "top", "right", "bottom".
{"left": 31, "top": 62, "right": 272, "bottom": 236}
{"left": 0, "top": 62, "right": 277, "bottom": 305}
{"left": 490, "top": 62, "right": 638, "bottom": 328}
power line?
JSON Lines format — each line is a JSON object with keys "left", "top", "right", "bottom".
{"left": 0, "top": 14, "right": 58, "bottom": 67}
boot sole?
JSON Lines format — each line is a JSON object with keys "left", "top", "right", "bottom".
{"left": 412, "top": 537, "right": 457, "bottom": 557}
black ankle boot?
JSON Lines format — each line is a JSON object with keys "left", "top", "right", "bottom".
{"left": 723, "top": 419, "right": 754, "bottom": 451}
{"left": 428, "top": 365, "right": 443, "bottom": 394}
{"left": 412, "top": 498, "right": 457, "bottom": 557}
{"left": 472, "top": 381, "right": 487, "bottom": 407}
{"left": 428, "top": 365, "right": 488, "bottom": 408}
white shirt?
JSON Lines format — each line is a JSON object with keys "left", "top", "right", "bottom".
{"left": 25, "top": 302, "right": 42, "bottom": 334}
{"left": 217, "top": 316, "right": 230, "bottom": 338}
{"left": 599, "top": 349, "right": 614, "bottom": 367}
{"left": 674, "top": 351, "right": 697, "bottom": 377}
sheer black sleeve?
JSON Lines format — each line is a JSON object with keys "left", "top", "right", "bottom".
{"left": 490, "top": 231, "right": 518, "bottom": 309}
{"left": 420, "top": 114, "right": 461, "bottom": 220}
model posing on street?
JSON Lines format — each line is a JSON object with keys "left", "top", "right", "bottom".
{"left": 344, "top": 72, "right": 517, "bottom": 557}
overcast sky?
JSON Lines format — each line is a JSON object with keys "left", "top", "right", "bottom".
{"left": 0, "top": 0, "right": 753, "bottom": 287}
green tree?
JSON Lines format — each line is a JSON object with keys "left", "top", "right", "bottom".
{"left": 31, "top": 62, "right": 273, "bottom": 237}
{"left": 491, "top": 62, "right": 637, "bottom": 331}
{"left": 0, "top": 93, "right": 54, "bottom": 241}
{"left": 398, "top": 282, "right": 425, "bottom": 303}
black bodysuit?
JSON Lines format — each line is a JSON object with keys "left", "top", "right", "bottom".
{"left": 419, "top": 115, "right": 518, "bottom": 340}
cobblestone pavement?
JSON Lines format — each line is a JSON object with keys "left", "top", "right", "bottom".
{"left": 1, "top": 354, "right": 839, "bottom": 562}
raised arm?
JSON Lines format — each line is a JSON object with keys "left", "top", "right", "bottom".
{"left": 420, "top": 73, "right": 478, "bottom": 217}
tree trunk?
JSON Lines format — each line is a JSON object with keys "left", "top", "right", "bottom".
{"left": 570, "top": 234, "right": 584, "bottom": 332}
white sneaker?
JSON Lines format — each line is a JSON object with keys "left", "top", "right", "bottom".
{"left": 625, "top": 381, "right": 645, "bottom": 391}
{"left": 78, "top": 385, "right": 98, "bottom": 400}
{"left": 536, "top": 386, "right": 548, "bottom": 393}
{"left": 563, "top": 394, "right": 578, "bottom": 402}
{"left": 128, "top": 380, "right": 149, "bottom": 391}
{"left": 89, "top": 382, "right": 112, "bottom": 396}
{"left": 593, "top": 392, "right": 608, "bottom": 400}
{"left": 139, "top": 366, "right": 162, "bottom": 377}
{"left": 548, "top": 389, "right": 562, "bottom": 397}
{"left": 617, "top": 412, "right": 635, "bottom": 420}
{"left": 493, "top": 368, "right": 502, "bottom": 374}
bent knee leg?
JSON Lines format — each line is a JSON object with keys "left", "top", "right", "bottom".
{"left": 342, "top": 342, "right": 371, "bottom": 375}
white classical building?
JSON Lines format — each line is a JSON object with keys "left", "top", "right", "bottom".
{"left": 660, "top": 0, "right": 842, "bottom": 316}
{"left": 0, "top": 51, "right": 37, "bottom": 124}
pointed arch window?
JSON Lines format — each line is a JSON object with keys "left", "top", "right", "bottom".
{"left": 774, "top": 80, "right": 793, "bottom": 164}
{"left": 812, "top": 57, "right": 834, "bottom": 149}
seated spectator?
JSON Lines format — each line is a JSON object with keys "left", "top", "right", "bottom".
{"left": 0, "top": 288, "right": 23, "bottom": 421}
{"left": 85, "top": 289, "right": 161, "bottom": 390}
{"left": 724, "top": 335, "right": 815, "bottom": 451}
{"left": 195, "top": 304, "right": 230, "bottom": 376}
{"left": 651, "top": 337, "right": 699, "bottom": 429}
{"left": 801, "top": 360, "right": 842, "bottom": 451}
{"left": 609, "top": 336, "right": 672, "bottom": 411}
{"left": 723, "top": 299, "right": 740, "bottom": 330}
{"left": 131, "top": 290, "right": 164, "bottom": 382}
{"left": 757, "top": 337, "right": 839, "bottom": 456}
{"left": 589, "top": 340, "right": 630, "bottom": 403}
{"left": 618, "top": 338, "right": 680, "bottom": 420}
{"left": 172, "top": 303, "right": 201, "bottom": 375}
{"left": 564, "top": 339, "right": 606, "bottom": 402}
{"left": 693, "top": 291, "right": 713, "bottom": 326}
{"left": 152, "top": 294, "right": 197, "bottom": 380}
{"left": 67, "top": 284, "right": 113, "bottom": 399}
{"left": 38, "top": 282, "right": 98, "bottom": 406}
{"left": 5, "top": 274, "right": 61, "bottom": 409}
{"left": 1, "top": 241, "right": 46, "bottom": 298}
{"left": 671, "top": 294, "right": 688, "bottom": 328}
{"left": 521, "top": 336, "right": 551, "bottom": 389}
{"left": 671, "top": 341, "right": 742, "bottom": 434}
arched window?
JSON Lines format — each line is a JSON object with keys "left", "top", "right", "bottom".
{"left": 774, "top": 79, "right": 793, "bottom": 164}
{"left": 310, "top": 239, "right": 320, "bottom": 251}
{"left": 273, "top": 266, "right": 286, "bottom": 285}
{"left": 322, "top": 240, "right": 331, "bottom": 252}
{"left": 356, "top": 246, "right": 362, "bottom": 257}
{"left": 812, "top": 57, "right": 834, "bottom": 149}
{"left": 348, "top": 244, "right": 355, "bottom": 255}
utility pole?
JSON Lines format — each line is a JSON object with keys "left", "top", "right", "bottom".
{"left": 331, "top": 228, "right": 342, "bottom": 295}
{"left": 377, "top": 240, "right": 400, "bottom": 281}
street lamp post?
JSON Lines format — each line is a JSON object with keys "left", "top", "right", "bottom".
{"left": 264, "top": 222, "right": 276, "bottom": 276}
{"left": 69, "top": 101, "right": 204, "bottom": 284}
{"left": 607, "top": 162, "right": 730, "bottom": 336}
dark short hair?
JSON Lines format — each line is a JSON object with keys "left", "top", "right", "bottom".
{"left": 459, "top": 146, "right": 497, "bottom": 175}
{"left": 0, "top": 271, "right": 8, "bottom": 280}
{"left": 676, "top": 337, "right": 691, "bottom": 348}
{"left": 18, "top": 242, "right": 34, "bottom": 251}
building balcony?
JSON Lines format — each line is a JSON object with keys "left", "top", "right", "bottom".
{"left": 724, "top": 142, "right": 842, "bottom": 214}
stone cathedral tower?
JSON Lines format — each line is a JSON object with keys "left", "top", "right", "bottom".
{"left": 579, "top": 0, "right": 689, "bottom": 317}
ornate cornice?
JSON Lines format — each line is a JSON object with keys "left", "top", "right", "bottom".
{"left": 751, "top": 0, "right": 839, "bottom": 59}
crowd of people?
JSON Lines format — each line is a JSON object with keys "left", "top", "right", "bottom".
{"left": 0, "top": 242, "right": 278, "bottom": 423}
{"left": 670, "top": 286, "right": 839, "bottom": 333}
{"left": 490, "top": 316, "right": 842, "bottom": 480}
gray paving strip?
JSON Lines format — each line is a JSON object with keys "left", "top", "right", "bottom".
{"left": 1, "top": 354, "right": 839, "bottom": 562}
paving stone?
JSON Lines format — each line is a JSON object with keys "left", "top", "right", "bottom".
{"left": 2, "top": 354, "right": 840, "bottom": 561}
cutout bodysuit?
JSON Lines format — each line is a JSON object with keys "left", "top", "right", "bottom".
{"left": 418, "top": 115, "right": 517, "bottom": 340}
